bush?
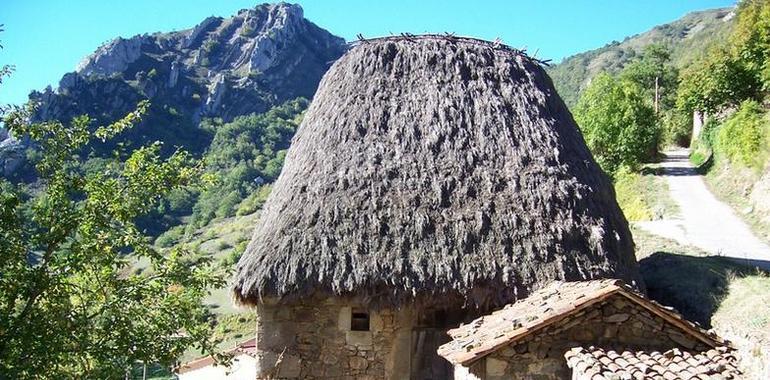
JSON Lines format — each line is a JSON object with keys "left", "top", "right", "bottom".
{"left": 216, "top": 240, "right": 233, "bottom": 251}
{"left": 716, "top": 100, "right": 768, "bottom": 169}
{"left": 689, "top": 149, "right": 709, "bottom": 167}
{"left": 236, "top": 184, "right": 272, "bottom": 216}
{"left": 215, "top": 191, "right": 241, "bottom": 219}
{"left": 220, "top": 241, "right": 247, "bottom": 268}
{"left": 574, "top": 73, "right": 659, "bottom": 175}
{"left": 613, "top": 168, "right": 653, "bottom": 221}
{"left": 661, "top": 109, "right": 691, "bottom": 147}
{"left": 187, "top": 98, "right": 308, "bottom": 228}
{"left": 202, "top": 39, "right": 220, "bottom": 55}
{"left": 155, "top": 225, "right": 186, "bottom": 248}
{"left": 240, "top": 26, "right": 256, "bottom": 38}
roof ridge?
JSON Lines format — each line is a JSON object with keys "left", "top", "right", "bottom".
{"left": 438, "top": 279, "right": 727, "bottom": 365}
{"left": 347, "top": 33, "right": 552, "bottom": 66}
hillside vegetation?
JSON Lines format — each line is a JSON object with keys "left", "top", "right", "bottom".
{"left": 2, "top": 1, "right": 769, "bottom": 377}
{"left": 592, "top": 2, "right": 770, "bottom": 375}
{"left": 549, "top": 7, "right": 734, "bottom": 108}
{"left": 683, "top": 0, "right": 770, "bottom": 243}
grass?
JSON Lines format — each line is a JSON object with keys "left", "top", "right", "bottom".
{"left": 180, "top": 313, "right": 257, "bottom": 363}
{"left": 129, "top": 211, "right": 260, "bottom": 369}
{"left": 167, "top": 212, "right": 260, "bottom": 364}
{"left": 689, "top": 149, "right": 709, "bottom": 167}
{"left": 712, "top": 273, "right": 770, "bottom": 378}
{"left": 713, "top": 273, "right": 770, "bottom": 334}
{"left": 615, "top": 167, "right": 679, "bottom": 222}
{"left": 633, "top": 226, "right": 770, "bottom": 377}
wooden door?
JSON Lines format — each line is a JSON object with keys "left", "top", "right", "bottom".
{"left": 410, "top": 328, "right": 453, "bottom": 380}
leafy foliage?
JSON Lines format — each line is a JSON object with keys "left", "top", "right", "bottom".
{"left": 620, "top": 44, "right": 679, "bottom": 111}
{"left": 620, "top": 44, "right": 692, "bottom": 147}
{"left": 732, "top": 0, "right": 770, "bottom": 91}
{"left": 549, "top": 8, "right": 734, "bottom": 108}
{"left": 574, "top": 73, "right": 659, "bottom": 175}
{"left": 236, "top": 184, "right": 272, "bottom": 216}
{"left": 715, "top": 100, "right": 768, "bottom": 169}
{"left": 678, "top": 1, "right": 770, "bottom": 114}
{"left": 613, "top": 168, "right": 653, "bottom": 221}
{"left": 676, "top": 46, "right": 759, "bottom": 114}
{"left": 0, "top": 104, "right": 225, "bottom": 378}
{"left": 187, "top": 98, "right": 307, "bottom": 229}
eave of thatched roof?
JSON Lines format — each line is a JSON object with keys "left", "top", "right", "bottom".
{"left": 232, "top": 35, "right": 641, "bottom": 307}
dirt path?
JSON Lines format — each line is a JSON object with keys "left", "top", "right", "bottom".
{"left": 636, "top": 149, "right": 770, "bottom": 269}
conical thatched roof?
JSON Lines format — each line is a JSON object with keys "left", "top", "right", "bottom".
{"left": 233, "top": 35, "right": 641, "bottom": 307}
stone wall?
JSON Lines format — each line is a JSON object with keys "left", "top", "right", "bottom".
{"left": 254, "top": 296, "right": 417, "bottom": 379}
{"left": 457, "top": 295, "right": 711, "bottom": 380}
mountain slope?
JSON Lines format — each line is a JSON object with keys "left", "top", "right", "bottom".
{"left": 6, "top": 3, "right": 346, "bottom": 164}
{"left": 548, "top": 7, "right": 735, "bottom": 108}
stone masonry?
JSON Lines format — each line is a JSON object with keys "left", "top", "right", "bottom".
{"left": 253, "top": 296, "right": 417, "bottom": 379}
{"left": 459, "top": 295, "right": 710, "bottom": 380}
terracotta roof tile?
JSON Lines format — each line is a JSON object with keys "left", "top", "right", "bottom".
{"left": 564, "top": 346, "right": 742, "bottom": 379}
{"left": 177, "top": 338, "right": 257, "bottom": 374}
{"left": 437, "top": 279, "right": 727, "bottom": 365}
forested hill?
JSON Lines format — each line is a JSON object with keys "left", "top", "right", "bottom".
{"left": 548, "top": 7, "right": 735, "bottom": 108}
{"left": 0, "top": 3, "right": 347, "bottom": 234}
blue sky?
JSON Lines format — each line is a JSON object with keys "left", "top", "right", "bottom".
{"left": 1, "top": 0, "right": 734, "bottom": 106}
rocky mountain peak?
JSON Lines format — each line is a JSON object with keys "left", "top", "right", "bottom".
{"left": 0, "top": 3, "right": 347, "bottom": 178}
{"left": 26, "top": 2, "right": 347, "bottom": 139}
{"left": 76, "top": 35, "right": 148, "bottom": 76}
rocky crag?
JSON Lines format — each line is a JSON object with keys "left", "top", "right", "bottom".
{"left": 2, "top": 3, "right": 346, "bottom": 176}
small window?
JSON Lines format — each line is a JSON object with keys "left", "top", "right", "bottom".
{"left": 351, "top": 308, "right": 370, "bottom": 331}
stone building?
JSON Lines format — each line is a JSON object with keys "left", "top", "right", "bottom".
{"left": 177, "top": 338, "right": 258, "bottom": 380}
{"left": 232, "top": 35, "right": 643, "bottom": 379}
{"left": 438, "top": 279, "right": 739, "bottom": 380}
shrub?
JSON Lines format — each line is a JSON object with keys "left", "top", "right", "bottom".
{"left": 574, "top": 73, "right": 659, "bottom": 176}
{"left": 240, "top": 26, "right": 256, "bottom": 38}
{"left": 220, "top": 241, "right": 247, "bottom": 268}
{"left": 202, "top": 39, "right": 220, "bottom": 55}
{"left": 661, "top": 109, "right": 691, "bottom": 147}
{"left": 155, "top": 224, "right": 186, "bottom": 248}
{"left": 215, "top": 190, "right": 241, "bottom": 219}
{"left": 716, "top": 100, "right": 767, "bottom": 169}
{"left": 613, "top": 168, "right": 653, "bottom": 221}
{"left": 236, "top": 184, "right": 272, "bottom": 216}
{"left": 216, "top": 240, "right": 233, "bottom": 251}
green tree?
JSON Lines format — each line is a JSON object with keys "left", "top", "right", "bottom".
{"left": 574, "top": 73, "right": 658, "bottom": 175}
{"left": 0, "top": 103, "right": 226, "bottom": 378}
{"left": 732, "top": 0, "right": 770, "bottom": 90}
{"left": 188, "top": 98, "right": 307, "bottom": 228}
{"left": 620, "top": 44, "right": 679, "bottom": 113}
{"left": 676, "top": 46, "right": 759, "bottom": 114}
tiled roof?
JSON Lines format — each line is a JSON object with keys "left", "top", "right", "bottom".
{"left": 177, "top": 338, "right": 257, "bottom": 374}
{"left": 564, "top": 346, "right": 742, "bottom": 380}
{"left": 437, "top": 279, "right": 726, "bottom": 365}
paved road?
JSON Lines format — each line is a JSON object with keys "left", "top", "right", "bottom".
{"left": 636, "top": 149, "right": 770, "bottom": 269}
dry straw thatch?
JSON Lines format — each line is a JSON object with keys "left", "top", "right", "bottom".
{"left": 233, "top": 35, "right": 641, "bottom": 308}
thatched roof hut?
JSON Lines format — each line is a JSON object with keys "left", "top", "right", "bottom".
{"left": 233, "top": 35, "right": 641, "bottom": 309}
